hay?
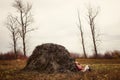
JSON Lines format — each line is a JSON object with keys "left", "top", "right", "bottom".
{"left": 24, "top": 43, "right": 78, "bottom": 73}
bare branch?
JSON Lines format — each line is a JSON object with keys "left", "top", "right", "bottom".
{"left": 5, "top": 14, "right": 19, "bottom": 58}
{"left": 12, "top": 0, "right": 34, "bottom": 56}
{"left": 86, "top": 4, "right": 100, "bottom": 57}
{"left": 14, "top": 17, "right": 21, "bottom": 25}
{"left": 26, "top": 28, "right": 36, "bottom": 33}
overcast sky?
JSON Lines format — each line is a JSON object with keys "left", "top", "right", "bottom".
{"left": 0, "top": 0, "right": 120, "bottom": 56}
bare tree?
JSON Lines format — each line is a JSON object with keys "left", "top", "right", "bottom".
{"left": 6, "top": 15, "right": 19, "bottom": 58}
{"left": 87, "top": 5, "right": 99, "bottom": 57}
{"left": 12, "top": 0, "right": 33, "bottom": 56}
{"left": 77, "top": 10, "right": 87, "bottom": 58}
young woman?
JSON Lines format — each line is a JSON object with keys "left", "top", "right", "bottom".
{"left": 75, "top": 61, "right": 91, "bottom": 72}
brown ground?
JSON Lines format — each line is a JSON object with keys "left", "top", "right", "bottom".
{"left": 0, "top": 59, "right": 120, "bottom": 80}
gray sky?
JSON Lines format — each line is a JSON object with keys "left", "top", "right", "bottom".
{"left": 0, "top": 0, "right": 120, "bottom": 56}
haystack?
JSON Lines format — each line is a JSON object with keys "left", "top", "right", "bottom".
{"left": 24, "top": 43, "right": 78, "bottom": 73}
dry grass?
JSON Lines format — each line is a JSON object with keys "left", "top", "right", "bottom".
{"left": 0, "top": 59, "right": 120, "bottom": 80}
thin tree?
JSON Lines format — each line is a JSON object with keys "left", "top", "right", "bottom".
{"left": 6, "top": 15, "right": 19, "bottom": 58}
{"left": 12, "top": 0, "right": 33, "bottom": 56}
{"left": 87, "top": 6, "right": 99, "bottom": 57}
{"left": 77, "top": 10, "right": 87, "bottom": 58}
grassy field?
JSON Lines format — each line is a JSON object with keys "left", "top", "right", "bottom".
{"left": 0, "top": 59, "right": 120, "bottom": 80}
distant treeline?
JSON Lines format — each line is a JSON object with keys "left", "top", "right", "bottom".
{"left": 0, "top": 51, "right": 28, "bottom": 60}
{"left": 0, "top": 50, "right": 120, "bottom": 60}
{"left": 70, "top": 50, "right": 120, "bottom": 59}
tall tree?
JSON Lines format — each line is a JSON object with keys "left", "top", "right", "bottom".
{"left": 12, "top": 0, "right": 33, "bottom": 56}
{"left": 6, "top": 15, "right": 19, "bottom": 58}
{"left": 77, "top": 10, "right": 87, "bottom": 58}
{"left": 87, "top": 5, "right": 99, "bottom": 57}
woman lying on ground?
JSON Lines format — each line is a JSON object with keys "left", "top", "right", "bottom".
{"left": 75, "top": 61, "right": 91, "bottom": 72}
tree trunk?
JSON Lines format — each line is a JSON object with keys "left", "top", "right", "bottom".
{"left": 90, "top": 24, "right": 98, "bottom": 57}
{"left": 81, "top": 34, "right": 87, "bottom": 58}
{"left": 92, "top": 32, "right": 98, "bottom": 57}
{"left": 20, "top": 10, "right": 26, "bottom": 56}
{"left": 77, "top": 11, "right": 87, "bottom": 58}
{"left": 23, "top": 36, "right": 26, "bottom": 56}
{"left": 13, "top": 32, "right": 17, "bottom": 59}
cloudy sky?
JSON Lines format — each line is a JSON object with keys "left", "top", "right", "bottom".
{"left": 0, "top": 0, "right": 120, "bottom": 56}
